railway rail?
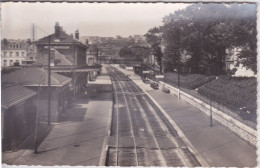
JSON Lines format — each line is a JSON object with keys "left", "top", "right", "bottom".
{"left": 105, "top": 66, "right": 201, "bottom": 166}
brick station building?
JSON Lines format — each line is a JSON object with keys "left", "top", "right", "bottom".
{"left": 34, "top": 22, "right": 101, "bottom": 98}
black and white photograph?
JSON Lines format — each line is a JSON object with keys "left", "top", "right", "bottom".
{"left": 1, "top": 1, "right": 258, "bottom": 167}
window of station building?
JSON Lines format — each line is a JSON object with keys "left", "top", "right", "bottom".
{"left": 3, "top": 52, "right": 7, "bottom": 57}
{"left": 10, "top": 52, "right": 13, "bottom": 57}
{"left": 10, "top": 60, "right": 13, "bottom": 66}
{"left": 21, "top": 52, "right": 25, "bottom": 57}
{"left": 16, "top": 52, "right": 19, "bottom": 57}
{"left": 3, "top": 60, "right": 7, "bottom": 66}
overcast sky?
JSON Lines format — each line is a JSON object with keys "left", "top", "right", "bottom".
{"left": 1, "top": 2, "right": 189, "bottom": 40}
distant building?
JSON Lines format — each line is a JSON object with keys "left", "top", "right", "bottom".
{"left": 86, "top": 45, "right": 99, "bottom": 80}
{"left": 1, "top": 39, "right": 36, "bottom": 67}
{"left": 143, "top": 54, "right": 155, "bottom": 65}
{"left": 2, "top": 83, "right": 37, "bottom": 150}
{"left": 225, "top": 47, "right": 256, "bottom": 77}
{"left": 86, "top": 45, "right": 98, "bottom": 65}
{"left": 133, "top": 35, "right": 146, "bottom": 43}
{"left": 80, "top": 36, "right": 102, "bottom": 44}
{"left": 225, "top": 47, "right": 240, "bottom": 70}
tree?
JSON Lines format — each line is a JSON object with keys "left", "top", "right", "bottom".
{"left": 145, "top": 27, "right": 163, "bottom": 74}
{"left": 119, "top": 45, "right": 150, "bottom": 60}
{"left": 116, "top": 35, "right": 122, "bottom": 40}
{"left": 128, "top": 36, "right": 135, "bottom": 44}
{"left": 161, "top": 3, "right": 257, "bottom": 75}
{"left": 119, "top": 47, "right": 134, "bottom": 58}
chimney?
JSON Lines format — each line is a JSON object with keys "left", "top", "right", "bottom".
{"left": 85, "top": 39, "right": 89, "bottom": 45}
{"left": 55, "top": 22, "right": 60, "bottom": 38}
{"left": 75, "top": 30, "right": 79, "bottom": 40}
{"left": 70, "top": 33, "right": 73, "bottom": 38}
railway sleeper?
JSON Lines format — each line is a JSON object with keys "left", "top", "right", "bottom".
{"left": 105, "top": 146, "right": 199, "bottom": 166}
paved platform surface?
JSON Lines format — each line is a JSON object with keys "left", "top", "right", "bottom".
{"left": 2, "top": 68, "right": 113, "bottom": 166}
{"left": 116, "top": 65, "right": 257, "bottom": 167}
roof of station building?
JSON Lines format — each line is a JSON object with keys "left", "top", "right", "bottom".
{"left": 35, "top": 31, "right": 88, "bottom": 48}
{"left": 2, "top": 83, "right": 37, "bottom": 109}
{"left": 2, "top": 67, "right": 71, "bottom": 87}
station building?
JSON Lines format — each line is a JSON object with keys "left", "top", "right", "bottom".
{"left": 34, "top": 22, "right": 101, "bottom": 98}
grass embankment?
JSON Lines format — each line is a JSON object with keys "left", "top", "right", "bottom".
{"left": 198, "top": 76, "right": 257, "bottom": 121}
{"left": 163, "top": 73, "right": 215, "bottom": 89}
{"left": 153, "top": 72, "right": 256, "bottom": 122}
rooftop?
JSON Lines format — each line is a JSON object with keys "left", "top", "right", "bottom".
{"left": 2, "top": 67, "right": 71, "bottom": 86}
{"left": 35, "top": 30, "right": 87, "bottom": 48}
{"left": 2, "top": 83, "right": 37, "bottom": 109}
{"left": 1, "top": 39, "right": 31, "bottom": 51}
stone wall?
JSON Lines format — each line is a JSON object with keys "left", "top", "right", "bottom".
{"left": 150, "top": 79, "right": 257, "bottom": 147}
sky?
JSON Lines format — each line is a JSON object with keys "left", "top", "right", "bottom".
{"left": 1, "top": 2, "right": 189, "bottom": 40}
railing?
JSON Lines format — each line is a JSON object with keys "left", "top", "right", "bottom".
{"left": 148, "top": 77, "right": 257, "bottom": 130}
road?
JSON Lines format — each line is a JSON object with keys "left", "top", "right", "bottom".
{"left": 105, "top": 66, "right": 201, "bottom": 166}
{"left": 114, "top": 64, "right": 257, "bottom": 167}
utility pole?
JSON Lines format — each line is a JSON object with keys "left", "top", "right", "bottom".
{"left": 32, "top": 24, "right": 35, "bottom": 50}
{"left": 34, "top": 74, "right": 43, "bottom": 154}
{"left": 48, "top": 36, "right": 51, "bottom": 126}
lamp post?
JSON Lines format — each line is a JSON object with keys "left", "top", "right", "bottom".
{"left": 47, "top": 35, "right": 51, "bottom": 126}
{"left": 177, "top": 63, "right": 180, "bottom": 99}
{"left": 209, "top": 57, "right": 213, "bottom": 127}
{"left": 177, "top": 55, "right": 191, "bottom": 99}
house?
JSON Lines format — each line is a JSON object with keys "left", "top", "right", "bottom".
{"left": 1, "top": 39, "right": 36, "bottom": 67}
{"left": 225, "top": 47, "right": 240, "bottom": 71}
{"left": 86, "top": 45, "right": 98, "bottom": 66}
{"left": 1, "top": 83, "right": 37, "bottom": 151}
{"left": 2, "top": 67, "right": 72, "bottom": 123}
{"left": 86, "top": 45, "right": 99, "bottom": 80}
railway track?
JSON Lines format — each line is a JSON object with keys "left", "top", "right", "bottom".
{"left": 105, "top": 66, "right": 201, "bottom": 166}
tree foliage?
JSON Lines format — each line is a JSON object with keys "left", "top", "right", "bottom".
{"left": 119, "top": 45, "right": 150, "bottom": 59}
{"left": 159, "top": 3, "right": 257, "bottom": 75}
{"left": 145, "top": 27, "right": 164, "bottom": 73}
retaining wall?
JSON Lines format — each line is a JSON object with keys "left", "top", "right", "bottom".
{"left": 150, "top": 80, "right": 257, "bottom": 147}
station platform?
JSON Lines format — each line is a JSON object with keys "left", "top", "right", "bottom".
{"left": 3, "top": 66, "right": 113, "bottom": 166}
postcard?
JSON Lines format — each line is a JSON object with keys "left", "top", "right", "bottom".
{"left": 1, "top": 1, "right": 258, "bottom": 167}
